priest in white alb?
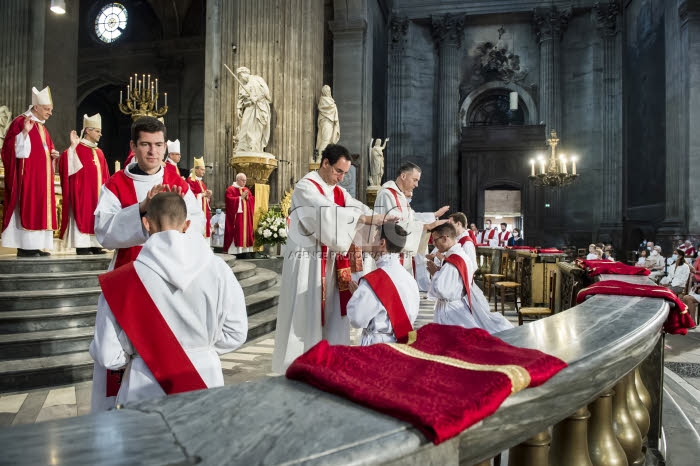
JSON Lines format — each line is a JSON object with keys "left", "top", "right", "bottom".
{"left": 91, "top": 192, "right": 247, "bottom": 406}
{"left": 90, "top": 116, "right": 204, "bottom": 411}
{"left": 347, "top": 223, "right": 420, "bottom": 345}
{"left": 271, "top": 144, "right": 398, "bottom": 373}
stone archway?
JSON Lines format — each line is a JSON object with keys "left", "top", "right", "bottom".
{"left": 460, "top": 81, "right": 539, "bottom": 127}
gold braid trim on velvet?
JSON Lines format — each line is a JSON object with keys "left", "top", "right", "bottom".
{"left": 385, "top": 343, "right": 531, "bottom": 393}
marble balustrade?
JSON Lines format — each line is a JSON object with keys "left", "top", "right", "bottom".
{"left": 0, "top": 291, "right": 669, "bottom": 465}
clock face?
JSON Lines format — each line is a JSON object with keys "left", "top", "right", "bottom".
{"left": 95, "top": 3, "right": 128, "bottom": 44}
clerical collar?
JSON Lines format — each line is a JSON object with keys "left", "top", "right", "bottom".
{"left": 233, "top": 182, "right": 245, "bottom": 188}
{"left": 193, "top": 176, "right": 203, "bottom": 181}
{"left": 376, "top": 253, "right": 401, "bottom": 268}
{"left": 167, "top": 158, "right": 178, "bottom": 166}
{"left": 129, "top": 164, "right": 161, "bottom": 176}
{"left": 79, "top": 139, "right": 98, "bottom": 148}
{"left": 445, "top": 243, "right": 462, "bottom": 256}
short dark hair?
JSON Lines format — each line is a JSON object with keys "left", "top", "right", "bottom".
{"left": 397, "top": 162, "right": 421, "bottom": 177}
{"left": 381, "top": 224, "right": 408, "bottom": 253}
{"left": 146, "top": 192, "right": 187, "bottom": 230}
{"left": 321, "top": 144, "right": 352, "bottom": 166}
{"left": 501, "top": 222, "right": 507, "bottom": 228}
{"left": 449, "top": 212, "right": 468, "bottom": 228}
{"left": 430, "top": 222, "right": 457, "bottom": 239}
{"left": 131, "top": 116, "right": 166, "bottom": 143}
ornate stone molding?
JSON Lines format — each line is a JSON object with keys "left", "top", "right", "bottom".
{"left": 389, "top": 14, "right": 408, "bottom": 46}
{"left": 431, "top": 14, "right": 465, "bottom": 48}
{"left": 532, "top": 6, "right": 572, "bottom": 43}
{"left": 594, "top": 1, "right": 620, "bottom": 37}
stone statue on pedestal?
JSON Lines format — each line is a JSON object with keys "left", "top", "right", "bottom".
{"left": 234, "top": 67, "right": 272, "bottom": 154}
{"left": 0, "top": 106, "right": 11, "bottom": 173}
{"left": 315, "top": 85, "right": 340, "bottom": 158}
{"left": 369, "top": 137, "right": 389, "bottom": 186}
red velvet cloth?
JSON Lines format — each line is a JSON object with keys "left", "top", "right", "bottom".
{"left": 1, "top": 116, "right": 57, "bottom": 231}
{"left": 223, "top": 185, "right": 255, "bottom": 251}
{"left": 287, "top": 324, "right": 567, "bottom": 444}
{"left": 509, "top": 246, "right": 537, "bottom": 252}
{"left": 58, "top": 143, "right": 110, "bottom": 238}
{"left": 576, "top": 280, "right": 696, "bottom": 335}
{"left": 538, "top": 248, "right": 564, "bottom": 254}
{"left": 578, "top": 259, "right": 651, "bottom": 277}
{"left": 186, "top": 176, "right": 211, "bottom": 237}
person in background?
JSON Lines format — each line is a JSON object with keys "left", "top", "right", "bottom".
{"left": 636, "top": 249, "right": 648, "bottom": 266}
{"left": 507, "top": 228, "right": 524, "bottom": 246}
{"left": 586, "top": 244, "right": 598, "bottom": 260}
{"left": 660, "top": 249, "right": 691, "bottom": 296}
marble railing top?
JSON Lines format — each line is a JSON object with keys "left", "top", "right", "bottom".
{"left": 597, "top": 273, "right": 656, "bottom": 286}
{"left": 0, "top": 295, "right": 668, "bottom": 466}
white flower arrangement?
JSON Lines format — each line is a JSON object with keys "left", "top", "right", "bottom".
{"left": 255, "top": 207, "right": 288, "bottom": 247}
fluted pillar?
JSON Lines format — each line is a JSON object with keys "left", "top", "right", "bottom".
{"left": 205, "top": 0, "right": 324, "bottom": 203}
{"left": 0, "top": 0, "right": 44, "bottom": 123}
{"left": 387, "top": 13, "right": 408, "bottom": 179}
{"left": 533, "top": 7, "right": 570, "bottom": 138}
{"left": 432, "top": 14, "right": 464, "bottom": 209}
{"left": 595, "top": 1, "right": 623, "bottom": 239}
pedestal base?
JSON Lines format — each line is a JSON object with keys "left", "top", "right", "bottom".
{"left": 366, "top": 185, "right": 380, "bottom": 209}
{"left": 230, "top": 152, "right": 278, "bottom": 186}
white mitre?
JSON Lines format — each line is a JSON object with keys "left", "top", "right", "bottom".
{"left": 31, "top": 86, "right": 53, "bottom": 106}
{"left": 82, "top": 113, "right": 101, "bottom": 130}
{"left": 167, "top": 139, "right": 181, "bottom": 153}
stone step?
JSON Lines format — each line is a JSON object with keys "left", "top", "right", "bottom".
{"left": 0, "top": 352, "right": 94, "bottom": 393}
{"left": 0, "top": 327, "right": 94, "bottom": 360}
{"left": 0, "top": 253, "right": 236, "bottom": 275}
{"left": 246, "top": 306, "right": 278, "bottom": 341}
{"left": 245, "top": 282, "right": 280, "bottom": 316}
{"left": 0, "top": 266, "right": 277, "bottom": 312}
{"left": 0, "top": 259, "right": 256, "bottom": 292}
{"left": 0, "top": 306, "right": 96, "bottom": 334}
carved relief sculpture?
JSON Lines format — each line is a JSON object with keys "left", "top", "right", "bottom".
{"left": 234, "top": 66, "right": 272, "bottom": 154}
{"left": 315, "top": 85, "right": 340, "bottom": 157}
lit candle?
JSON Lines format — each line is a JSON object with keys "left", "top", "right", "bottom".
{"left": 127, "top": 84, "right": 130, "bottom": 95}
{"left": 529, "top": 159, "right": 535, "bottom": 176}
{"left": 560, "top": 155, "right": 567, "bottom": 174}
{"left": 119, "top": 90, "right": 122, "bottom": 105}
{"left": 571, "top": 156, "right": 577, "bottom": 175}
{"left": 155, "top": 78, "right": 158, "bottom": 94}
{"left": 539, "top": 158, "right": 545, "bottom": 175}
{"left": 164, "top": 92, "right": 168, "bottom": 106}
{"left": 129, "top": 76, "right": 133, "bottom": 90}
{"left": 115, "top": 161, "right": 121, "bottom": 172}
{"left": 138, "top": 80, "right": 141, "bottom": 93}
{"left": 147, "top": 74, "right": 151, "bottom": 88}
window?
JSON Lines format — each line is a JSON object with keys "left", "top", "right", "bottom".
{"left": 95, "top": 3, "right": 128, "bottom": 44}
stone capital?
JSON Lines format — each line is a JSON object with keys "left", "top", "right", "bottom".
{"left": 328, "top": 18, "right": 367, "bottom": 38}
{"left": 594, "top": 1, "right": 620, "bottom": 38}
{"left": 431, "top": 14, "right": 465, "bottom": 48}
{"left": 532, "top": 6, "right": 572, "bottom": 43}
{"left": 389, "top": 14, "right": 409, "bottom": 50}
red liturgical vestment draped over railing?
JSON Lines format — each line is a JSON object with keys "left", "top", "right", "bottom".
{"left": 576, "top": 280, "right": 695, "bottom": 335}
{"left": 577, "top": 259, "right": 651, "bottom": 277}
{"left": 286, "top": 324, "right": 567, "bottom": 444}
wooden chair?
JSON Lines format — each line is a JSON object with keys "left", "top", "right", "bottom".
{"left": 493, "top": 257, "right": 523, "bottom": 316}
{"left": 517, "top": 269, "right": 556, "bottom": 326}
{"left": 577, "top": 248, "right": 587, "bottom": 258}
{"left": 483, "top": 253, "right": 506, "bottom": 302}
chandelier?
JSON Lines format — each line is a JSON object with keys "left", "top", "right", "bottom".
{"left": 118, "top": 74, "right": 168, "bottom": 120}
{"left": 528, "top": 129, "right": 578, "bottom": 187}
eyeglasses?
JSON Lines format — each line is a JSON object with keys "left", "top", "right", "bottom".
{"left": 433, "top": 235, "right": 449, "bottom": 242}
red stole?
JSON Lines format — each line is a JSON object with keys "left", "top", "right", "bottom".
{"left": 104, "top": 168, "right": 190, "bottom": 269}
{"left": 99, "top": 262, "right": 207, "bottom": 395}
{"left": 443, "top": 254, "right": 473, "bottom": 311}
{"left": 577, "top": 259, "right": 651, "bottom": 277}
{"left": 1, "top": 115, "right": 57, "bottom": 231}
{"left": 458, "top": 235, "right": 473, "bottom": 247}
{"left": 287, "top": 324, "right": 568, "bottom": 444}
{"left": 361, "top": 267, "right": 413, "bottom": 343}
{"left": 306, "top": 178, "right": 356, "bottom": 325}
{"left": 468, "top": 230, "right": 477, "bottom": 243}
{"left": 499, "top": 231, "right": 510, "bottom": 246}
{"left": 487, "top": 229, "right": 496, "bottom": 240}
{"left": 386, "top": 187, "right": 404, "bottom": 214}
{"left": 58, "top": 143, "right": 109, "bottom": 238}
{"left": 186, "top": 176, "right": 211, "bottom": 237}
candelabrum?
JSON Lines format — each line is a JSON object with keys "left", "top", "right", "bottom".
{"left": 118, "top": 73, "right": 168, "bottom": 120}
{"left": 529, "top": 129, "right": 579, "bottom": 187}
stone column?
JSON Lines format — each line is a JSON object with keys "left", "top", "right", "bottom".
{"left": 686, "top": 0, "right": 700, "bottom": 234}
{"left": 387, "top": 13, "right": 408, "bottom": 179}
{"left": 204, "top": 0, "right": 236, "bottom": 202}
{"left": 432, "top": 14, "right": 464, "bottom": 209}
{"left": 0, "top": 0, "right": 44, "bottom": 121}
{"left": 595, "top": 1, "right": 623, "bottom": 241}
{"left": 330, "top": 4, "right": 371, "bottom": 201}
{"left": 205, "top": 0, "right": 324, "bottom": 203}
{"left": 533, "top": 6, "right": 571, "bottom": 138}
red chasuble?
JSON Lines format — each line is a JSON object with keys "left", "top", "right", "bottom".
{"left": 186, "top": 176, "right": 211, "bottom": 237}
{"left": 223, "top": 184, "right": 255, "bottom": 251}
{"left": 287, "top": 324, "right": 568, "bottom": 444}
{"left": 103, "top": 168, "right": 190, "bottom": 269}
{"left": 58, "top": 142, "right": 110, "bottom": 238}
{"left": 99, "top": 262, "right": 207, "bottom": 395}
{"left": 576, "top": 280, "right": 696, "bottom": 335}
{"left": 360, "top": 268, "right": 413, "bottom": 343}
{"left": 1, "top": 115, "right": 57, "bottom": 231}
{"left": 577, "top": 259, "right": 651, "bottom": 277}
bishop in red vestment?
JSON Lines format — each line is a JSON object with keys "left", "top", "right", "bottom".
{"left": 224, "top": 173, "right": 255, "bottom": 254}
{"left": 186, "top": 156, "right": 212, "bottom": 239}
{"left": 1, "top": 86, "right": 58, "bottom": 256}
{"left": 58, "top": 113, "right": 110, "bottom": 254}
